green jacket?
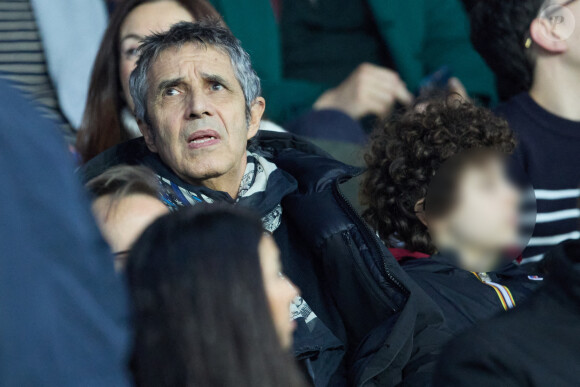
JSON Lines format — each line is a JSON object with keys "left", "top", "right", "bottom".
{"left": 209, "top": 0, "right": 496, "bottom": 124}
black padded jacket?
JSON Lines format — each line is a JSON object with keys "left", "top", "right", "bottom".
{"left": 81, "top": 131, "right": 451, "bottom": 386}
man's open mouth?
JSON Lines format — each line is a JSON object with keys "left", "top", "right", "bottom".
{"left": 187, "top": 130, "right": 221, "bottom": 149}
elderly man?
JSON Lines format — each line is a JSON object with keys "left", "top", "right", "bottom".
{"left": 81, "top": 21, "right": 448, "bottom": 386}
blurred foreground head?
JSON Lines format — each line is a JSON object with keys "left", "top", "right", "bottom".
{"left": 87, "top": 165, "right": 168, "bottom": 270}
{"left": 126, "top": 205, "right": 303, "bottom": 387}
{"left": 362, "top": 99, "right": 532, "bottom": 271}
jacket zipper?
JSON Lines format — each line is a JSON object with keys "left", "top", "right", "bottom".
{"left": 478, "top": 272, "right": 492, "bottom": 282}
{"left": 472, "top": 272, "right": 516, "bottom": 310}
{"left": 333, "top": 174, "right": 409, "bottom": 313}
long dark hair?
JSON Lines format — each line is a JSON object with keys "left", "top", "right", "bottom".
{"left": 76, "top": 0, "right": 220, "bottom": 163}
{"left": 126, "top": 205, "right": 306, "bottom": 387}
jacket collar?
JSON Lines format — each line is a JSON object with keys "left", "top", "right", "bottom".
{"left": 81, "top": 131, "right": 360, "bottom": 196}
{"left": 428, "top": 249, "right": 522, "bottom": 276}
{"left": 152, "top": 150, "right": 298, "bottom": 220}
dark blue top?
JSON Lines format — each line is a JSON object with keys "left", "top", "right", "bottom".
{"left": 495, "top": 93, "right": 580, "bottom": 264}
{"left": 0, "top": 78, "right": 130, "bottom": 386}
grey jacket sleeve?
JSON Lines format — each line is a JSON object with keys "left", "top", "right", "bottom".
{"left": 30, "top": 0, "right": 108, "bottom": 129}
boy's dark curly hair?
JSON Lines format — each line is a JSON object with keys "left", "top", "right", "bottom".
{"left": 469, "top": 0, "right": 546, "bottom": 101}
{"left": 361, "top": 100, "right": 516, "bottom": 255}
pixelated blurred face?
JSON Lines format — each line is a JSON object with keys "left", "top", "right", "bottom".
{"left": 140, "top": 44, "right": 262, "bottom": 192}
{"left": 259, "top": 235, "right": 299, "bottom": 349}
{"left": 119, "top": 0, "right": 194, "bottom": 111}
{"left": 431, "top": 157, "right": 520, "bottom": 260}
{"left": 92, "top": 194, "right": 169, "bottom": 270}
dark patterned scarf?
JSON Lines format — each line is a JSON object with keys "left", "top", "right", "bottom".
{"left": 156, "top": 151, "right": 297, "bottom": 232}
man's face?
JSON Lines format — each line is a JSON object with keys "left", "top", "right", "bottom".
{"left": 139, "top": 44, "right": 264, "bottom": 193}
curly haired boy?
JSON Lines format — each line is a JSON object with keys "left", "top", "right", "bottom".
{"left": 361, "top": 100, "right": 539, "bottom": 334}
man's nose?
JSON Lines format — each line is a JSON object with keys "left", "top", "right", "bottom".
{"left": 186, "top": 89, "right": 211, "bottom": 119}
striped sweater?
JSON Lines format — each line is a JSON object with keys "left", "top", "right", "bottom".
{"left": 496, "top": 93, "right": 580, "bottom": 266}
{"left": 0, "top": 0, "right": 73, "bottom": 142}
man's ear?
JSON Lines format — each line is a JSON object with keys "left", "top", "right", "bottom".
{"left": 137, "top": 118, "right": 158, "bottom": 153}
{"left": 414, "top": 198, "right": 428, "bottom": 227}
{"left": 247, "top": 97, "right": 266, "bottom": 140}
{"left": 529, "top": 17, "right": 568, "bottom": 54}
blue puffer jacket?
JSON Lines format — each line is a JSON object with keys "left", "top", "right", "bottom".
{"left": 81, "top": 131, "right": 451, "bottom": 386}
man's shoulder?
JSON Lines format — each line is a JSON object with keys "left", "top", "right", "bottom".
{"left": 79, "top": 131, "right": 360, "bottom": 191}
{"left": 79, "top": 137, "right": 152, "bottom": 183}
{"left": 258, "top": 130, "right": 361, "bottom": 194}
{"left": 255, "top": 130, "right": 330, "bottom": 156}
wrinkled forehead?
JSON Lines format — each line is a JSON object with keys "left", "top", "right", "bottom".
{"left": 148, "top": 42, "right": 236, "bottom": 84}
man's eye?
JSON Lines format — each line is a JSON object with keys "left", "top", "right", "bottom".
{"left": 165, "top": 88, "right": 180, "bottom": 96}
{"left": 210, "top": 83, "right": 223, "bottom": 91}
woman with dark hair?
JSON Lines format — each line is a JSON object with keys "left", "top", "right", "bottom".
{"left": 76, "top": 0, "right": 220, "bottom": 163}
{"left": 126, "top": 204, "right": 305, "bottom": 387}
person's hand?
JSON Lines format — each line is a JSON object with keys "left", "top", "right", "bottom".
{"left": 447, "top": 77, "right": 470, "bottom": 102}
{"left": 313, "top": 63, "right": 413, "bottom": 120}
